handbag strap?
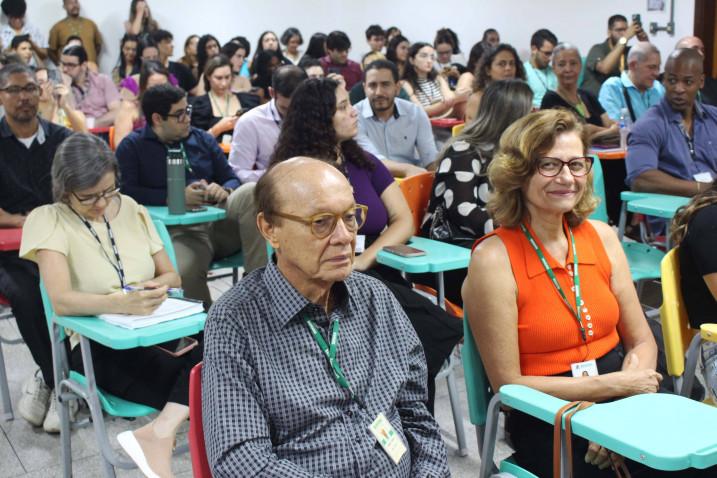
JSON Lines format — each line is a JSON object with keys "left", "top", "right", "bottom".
{"left": 552, "top": 400, "right": 594, "bottom": 478}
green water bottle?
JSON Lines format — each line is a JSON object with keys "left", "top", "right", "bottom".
{"left": 167, "top": 146, "right": 186, "bottom": 214}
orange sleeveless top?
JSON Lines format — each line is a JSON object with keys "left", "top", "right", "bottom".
{"left": 473, "top": 220, "right": 620, "bottom": 376}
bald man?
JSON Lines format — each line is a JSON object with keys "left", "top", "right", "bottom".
{"left": 626, "top": 48, "right": 717, "bottom": 196}
{"left": 674, "top": 36, "right": 717, "bottom": 106}
{"left": 202, "top": 158, "right": 450, "bottom": 477}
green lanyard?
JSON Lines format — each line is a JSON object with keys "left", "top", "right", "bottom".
{"left": 520, "top": 223, "right": 587, "bottom": 342}
{"left": 179, "top": 143, "right": 194, "bottom": 174}
{"left": 303, "top": 316, "right": 356, "bottom": 399}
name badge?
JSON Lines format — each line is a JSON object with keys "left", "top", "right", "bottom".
{"left": 221, "top": 134, "right": 233, "bottom": 145}
{"left": 693, "top": 172, "right": 714, "bottom": 183}
{"left": 571, "top": 359, "right": 598, "bottom": 377}
{"left": 355, "top": 235, "right": 366, "bottom": 254}
{"left": 369, "top": 413, "right": 407, "bottom": 465}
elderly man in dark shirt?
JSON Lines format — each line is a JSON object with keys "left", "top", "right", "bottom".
{"left": 116, "top": 84, "right": 266, "bottom": 307}
{"left": 0, "top": 63, "right": 71, "bottom": 430}
{"left": 202, "top": 157, "right": 450, "bottom": 477}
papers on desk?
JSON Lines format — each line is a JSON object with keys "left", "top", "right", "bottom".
{"left": 99, "top": 298, "right": 203, "bottom": 329}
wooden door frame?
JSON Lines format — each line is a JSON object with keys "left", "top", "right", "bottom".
{"left": 693, "top": 0, "right": 716, "bottom": 76}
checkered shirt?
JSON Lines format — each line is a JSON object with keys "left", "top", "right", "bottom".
{"left": 202, "top": 260, "right": 450, "bottom": 477}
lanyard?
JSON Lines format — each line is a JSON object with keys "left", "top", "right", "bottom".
{"left": 303, "top": 315, "right": 356, "bottom": 400}
{"left": 70, "top": 207, "right": 127, "bottom": 288}
{"left": 520, "top": 223, "right": 586, "bottom": 342}
{"left": 679, "top": 126, "right": 697, "bottom": 163}
{"left": 178, "top": 142, "right": 194, "bottom": 174}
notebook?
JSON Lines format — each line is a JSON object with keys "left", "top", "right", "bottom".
{"left": 98, "top": 298, "right": 203, "bottom": 329}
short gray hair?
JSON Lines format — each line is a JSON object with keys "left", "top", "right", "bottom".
{"left": 628, "top": 41, "right": 660, "bottom": 64}
{"left": 0, "top": 62, "right": 34, "bottom": 89}
{"left": 551, "top": 42, "right": 581, "bottom": 67}
{"left": 52, "top": 133, "right": 120, "bottom": 202}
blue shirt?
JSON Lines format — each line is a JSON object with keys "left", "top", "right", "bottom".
{"left": 354, "top": 98, "right": 438, "bottom": 167}
{"left": 598, "top": 71, "right": 665, "bottom": 121}
{"left": 523, "top": 60, "right": 558, "bottom": 108}
{"left": 116, "top": 125, "right": 240, "bottom": 205}
{"left": 626, "top": 97, "right": 717, "bottom": 186}
{"left": 202, "top": 260, "right": 450, "bottom": 477}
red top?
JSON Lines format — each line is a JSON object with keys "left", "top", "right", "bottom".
{"left": 473, "top": 219, "right": 620, "bottom": 376}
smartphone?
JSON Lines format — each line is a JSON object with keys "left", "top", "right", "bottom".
{"left": 632, "top": 14, "right": 641, "bottom": 25}
{"left": 328, "top": 66, "right": 342, "bottom": 75}
{"left": 383, "top": 244, "right": 426, "bottom": 257}
{"left": 155, "top": 336, "right": 198, "bottom": 357}
{"left": 189, "top": 206, "right": 207, "bottom": 212}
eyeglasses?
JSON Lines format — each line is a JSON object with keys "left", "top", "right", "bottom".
{"left": 72, "top": 187, "right": 121, "bottom": 206}
{"left": 60, "top": 61, "right": 80, "bottom": 68}
{"left": 273, "top": 204, "right": 368, "bottom": 239}
{"left": 536, "top": 157, "right": 593, "bottom": 178}
{"left": 0, "top": 84, "right": 40, "bottom": 96}
{"left": 164, "top": 104, "right": 192, "bottom": 122}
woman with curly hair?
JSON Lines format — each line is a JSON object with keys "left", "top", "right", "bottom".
{"left": 196, "top": 34, "right": 221, "bottom": 83}
{"left": 671, "top": 182, "right": 717, "bottom": 400}
{"left": 402, "top": 42, "right": 455, "bottom": 118}
{"left": 270, "top": 78, "right": 462, "bottom": 412}
{"left": 464, "top": 43, "right": 525, "bottom": 123}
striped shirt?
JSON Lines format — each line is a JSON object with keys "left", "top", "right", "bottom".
{"left": 415, "top": 78, "right": 443, "bottom": 107}
{"left": 202, "top": 260, "right": 450, "bottom": 477}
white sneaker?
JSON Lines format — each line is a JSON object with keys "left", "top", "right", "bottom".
{"left": 17, "top": 370, "right": 51, "bottom": 426}
{"left": 43, "top": 390, "right": 79, "bottom": 433}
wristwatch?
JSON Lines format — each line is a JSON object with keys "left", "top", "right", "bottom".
{"left": 618, "top": 37, "right": 628, "bottom": 46}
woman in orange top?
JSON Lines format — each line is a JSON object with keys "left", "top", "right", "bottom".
{"left": 463, "top": 109, "right": 669, "bottom": 477}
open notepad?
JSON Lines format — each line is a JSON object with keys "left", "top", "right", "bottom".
{"left": 99, "top": 298, "right": 204, "bottom": 329}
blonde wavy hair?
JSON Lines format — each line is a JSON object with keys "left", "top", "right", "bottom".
{"left": 487, "top": 109, "right": 597, "bottom": 228}
{"left": 671, "top": 182, "right": 717, "bottom": 245}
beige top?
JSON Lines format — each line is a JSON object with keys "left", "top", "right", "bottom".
{"left": 20, "top": 195, "right": 163, "bottom": 294}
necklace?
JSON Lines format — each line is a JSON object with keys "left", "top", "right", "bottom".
{"left": 558, "top": 88, "right": 588, "bottom": 119}
{"left": 208, "top": 91, "right": 231, "bottom": 117}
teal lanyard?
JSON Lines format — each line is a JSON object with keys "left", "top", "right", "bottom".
{"left": 304, "top": 316, "right": 355, "bottom": 399}
{"left": 520, "top": 223, "right": 587, "bottom": 342}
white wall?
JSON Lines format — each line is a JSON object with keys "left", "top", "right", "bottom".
{"left": 20, "top": 0, "right": 694, "bottom": 74}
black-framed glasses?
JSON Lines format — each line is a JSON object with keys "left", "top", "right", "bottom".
{"left": 60, "top": 61, "right": 80, "bottom": 69}
{"left": 72, "top": 187, "right": 121, "bottom": 206}
{"left": 0, "top": 84, "right": 40, "bottom": 96}
{"left": 536, "top": 156, "right": 593, "bottom": 178}
{"left": 164, "top": 104, "right": 192, "bottom": 122}
{"left": 273, "top": 204, "right": 368, "bottom": 239}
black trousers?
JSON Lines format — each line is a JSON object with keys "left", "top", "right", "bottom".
{"left": 0, "top": 251, "right": 54, "bottom": 387}
{"left": 70, "top": 336, "right": 203, "bottom": 410}
{"left": 364, "top": 265, "right": 464, "bottom": 414}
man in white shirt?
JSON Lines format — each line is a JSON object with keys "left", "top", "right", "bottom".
{"left": 355, "top": 60, "right": 437, "bottom": 177}
{"left": 228, "top": 65, "right": 306, "bottom": 183}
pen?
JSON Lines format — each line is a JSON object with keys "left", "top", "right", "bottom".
{"left": 122, "top": 285, "right": 183, "bottom": 294}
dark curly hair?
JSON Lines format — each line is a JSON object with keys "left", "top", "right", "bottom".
{"left": 197, "top": 34, "right": 220, "bottom": 81}
{"left": 271, "top": 78, "right": 374, "bottom": 172}
{"left": 474, "top": 43, "right": 525, "bottom": 92}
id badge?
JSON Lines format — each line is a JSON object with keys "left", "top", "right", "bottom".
{"left": 571, "top": 359, "right": 598, "bottom": 377}
{"left": 694, "top": 172, "right": 714, "bottom": 183}
{"left": 369, "top": 413, "right": 407, "bottom": 465}
{"left": 355, "top": 235, "right": 366, "bottom": 254}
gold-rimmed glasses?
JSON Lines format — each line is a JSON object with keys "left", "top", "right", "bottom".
{"left": 273, "top": 204, "right": 368, "bottom": 239}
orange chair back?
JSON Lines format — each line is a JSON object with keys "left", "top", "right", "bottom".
{"left": 108, "top": 126, "right": 116, "bottom": 151}
{"left": 189, "top": 362, "right": 211, "bottom": 478}
{"left": 399, "top": 172, "right": 435, "bottom": 235}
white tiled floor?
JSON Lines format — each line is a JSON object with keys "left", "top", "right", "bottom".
{"left": 0, "top": 271, "right": 498, "bottom": 477}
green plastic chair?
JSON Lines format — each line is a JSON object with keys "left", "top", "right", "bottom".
{"left": 590, "top": 157, "right": 664, "bottom": 294}
{"left": 578, "top": 56, "right": 587, "bottom": 88}
{"left": 462, "top": 319, "right": 539, "bottom": 478}
{"left": 209, "top": 251, "right": 244, "bottom": 284}
{"left": 42, "top": 219, "right": 205, "bottom": 477}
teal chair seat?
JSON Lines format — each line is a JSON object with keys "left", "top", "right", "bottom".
{"left": 209, "top": 251, "right": 244, "bottom": 284}
{"left": 68, "top": 371, "right": 156, "bottom": 418}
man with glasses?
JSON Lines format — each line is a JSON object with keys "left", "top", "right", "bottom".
{"left": 0, "top": 63, "right": 72, "bottom": 430}
{"left": 202, "top": 157, "right": 450, "bottom": 477}
{"left": 583, "top": 14, "right": 648, "bottom": 97}
{"left": 627, "top": 48, "right": 717, "bottom": 197}
{"left": 524, "top": 29, "right": 558, "bottom": 108}
{"left": 598, "top": 42, "right": 664, "bottom": 122}
{"left": 116, "top": 84, "right": 266, "bottom": 307}
{"left": 62, "top": 45, "right": 119, "bottom": 128}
